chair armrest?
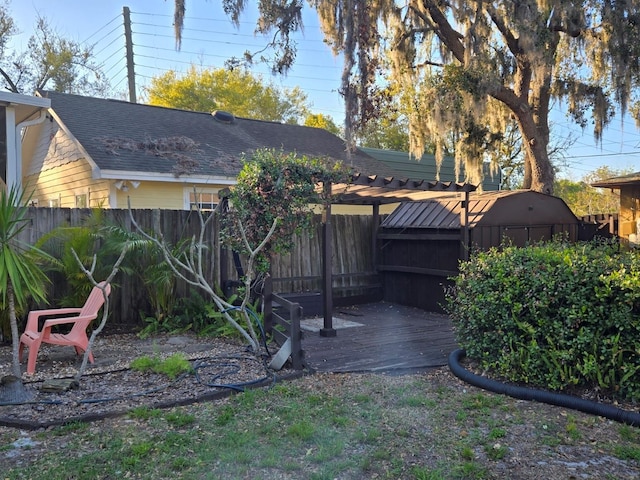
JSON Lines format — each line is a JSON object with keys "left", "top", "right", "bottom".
{"left": 24, "top": 308, "right": 83, "bottom": 332}
{"left": 42, "top": 314, "right": 96, "bottom": 328}
{"left": 40, "top": 315, "right": 97, "bottom": 340}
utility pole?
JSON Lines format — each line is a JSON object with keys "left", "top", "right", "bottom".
{"left": 123, "top": 6, "right": 136, "bottom": 103}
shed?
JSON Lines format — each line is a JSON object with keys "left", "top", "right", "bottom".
{"left": 377, "top": 190, "right": 580, "bottom": 312}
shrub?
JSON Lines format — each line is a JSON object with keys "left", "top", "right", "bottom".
{"left": 138, "top": 293, "right": 215, "bottom": 338}
{"left": 446, "top": 239, "right": 640, "bottom": 400}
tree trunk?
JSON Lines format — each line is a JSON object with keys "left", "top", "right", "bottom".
{"left": 515, "top": 112, "right": 555, "bottom": 194}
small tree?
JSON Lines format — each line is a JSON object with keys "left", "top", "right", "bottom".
{"left": 129, "top": 148, "right": 346, "bottom": 355}
{"left": 0, "top": 187, "right": 49, "bottom": 383}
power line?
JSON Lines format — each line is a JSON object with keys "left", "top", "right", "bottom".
{"left": 133, "top": 31, "right": 332, "bottom": 55}
{"left": 133, "top": 48, "right": 340, "bottom": 81}
{"left": 81, "top": 14, "right": 121, "bottom": 44}
{"left": 89, "top": 22, "right": 123, "bottom": 49}
{"left": 130, "top": 10, "right": 324, "bottom": 30}
{"left": 134, "top": 20, "right": 329, "bottom": 45}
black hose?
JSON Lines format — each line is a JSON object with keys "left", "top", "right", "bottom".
{"left": 193, "top": 355, "right": 276, "bottom": 392}
{"left": 448, "top": 349, "right": 640, "bottom": 427}
{"left": 0, "top": 400, "right": 62, "bottom": 406}
{"left": 222, "top": 306, "right": 272, "bottom": 357}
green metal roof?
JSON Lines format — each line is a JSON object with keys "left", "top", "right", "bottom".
{"left": 358, "top": 147, "right": 501, "bottom": 191}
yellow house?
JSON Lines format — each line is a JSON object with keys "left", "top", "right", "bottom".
{"left": 592, "top": 172, "right": 640, "bottom": 246}
{"left": 21, "top": 91, "right": 399, "bottom": 212}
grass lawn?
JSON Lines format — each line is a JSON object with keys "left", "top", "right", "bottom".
{"left": 1, "top": 369, "right": 639, "bottom": 479}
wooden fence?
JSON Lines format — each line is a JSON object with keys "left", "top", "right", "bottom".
{"left": 269, "top": 215, "right": 381, "bottom": 307}
{"left": 578, "top": 213, "right": 618, "bottom": 240}
{"left": 19, "top": 208, "right": 379, "bottom": 326}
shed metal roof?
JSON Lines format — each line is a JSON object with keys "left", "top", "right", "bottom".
{"left": 382, "top": 190, "right": 578, "bottom": 229}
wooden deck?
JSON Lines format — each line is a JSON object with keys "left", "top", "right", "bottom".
{"left": 300, "top": 302, "right": 459, "bottom": 373}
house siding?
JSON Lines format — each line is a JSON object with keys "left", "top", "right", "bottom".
{"left": 32, "top": 122, "right": 84, "bottom": 174}
{"left": 22, "top": 121, "right": 107, "bottom": 207}
{"left": 25, "top": 160, "right": 110, "bottom": 208}
{"left": 620, "top": 185, "right": 640, "bottom": 238}
{"left": 116, "top": 183, "right": 195, "bottom": 210}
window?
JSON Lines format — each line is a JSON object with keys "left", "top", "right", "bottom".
{"left": 75, "top": 194, "right": 87, "bottom": 208}
{"left": 188, "top": 190, "right": 218, "bottom": 211}
{"left": 49, "top": 199, "right": 59, "bottom": 208}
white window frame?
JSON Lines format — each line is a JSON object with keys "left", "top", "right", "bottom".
{"left": 75, "top": 193, "right": 87, "bottom": 208}
{"left": 184, "top": 187, "right": 219, "bottom": 211}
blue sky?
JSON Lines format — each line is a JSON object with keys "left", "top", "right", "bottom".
{"left": 9, "top": 0, "right": 640, "bottom": 180}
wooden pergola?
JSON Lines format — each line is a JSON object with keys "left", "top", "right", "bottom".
{"left": 317, "top": 173, "right": 477, "bottom": 337}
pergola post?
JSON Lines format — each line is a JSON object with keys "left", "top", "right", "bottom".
{"left": 320, "top": 180, "right": 336, "bottom": 337}
{"left": 460, "top": 190, "right": 470, "bottom": 261}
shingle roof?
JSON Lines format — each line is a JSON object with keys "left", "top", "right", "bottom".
{"left": 591, "top": 172, "right": 640, "bottom": 189}
{"left": 38, "top": 90, "right": 398, "bottom": 180}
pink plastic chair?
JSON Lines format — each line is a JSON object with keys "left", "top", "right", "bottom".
{"left": 19, "top": 282, "right": 111, "bottom": 374}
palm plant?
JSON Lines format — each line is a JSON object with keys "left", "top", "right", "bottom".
{"left": 0, "top": 187, "right": 49, "bottom": 379}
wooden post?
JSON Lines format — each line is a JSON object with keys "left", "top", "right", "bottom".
{"left": 320, "top": 181, "right": 336, "bottom": 337}
{"left": 123, "top": 7, "right": 136, "bottom": 103}
{"left": 263, "top": 273, "right": 273, "bottom": 334}
{"left": 372, "top": 202, "right": 380, "bottom": 270}
{"left": 290, "top": 302, "right": 303, "bottom": 369}
{"left": 460, "top": 190, "right": 470, "bottom": 261}
{"left": 219, "top": 197, "right": 230, "bottom": 296}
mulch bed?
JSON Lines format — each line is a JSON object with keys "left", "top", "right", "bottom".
{"left": 0, "top": 333, "right": 302, "bottom": 429}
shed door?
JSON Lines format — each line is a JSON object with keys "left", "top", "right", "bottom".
{"left": 501, "top": 226, "right": 552, "bottom": 246}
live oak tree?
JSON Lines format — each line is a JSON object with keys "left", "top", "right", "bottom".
{"left": 147, "top": 66, "right": 311, "bottom": 124}
{"left": 0, "top": 3, "right": 107, "bottom": 95}
{"left": 173, "top": 0, "right": 640, "bottom": 194}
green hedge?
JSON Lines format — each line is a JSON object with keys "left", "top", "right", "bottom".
{"left": 446, "top": 239, "right": 640, "bottom": 401}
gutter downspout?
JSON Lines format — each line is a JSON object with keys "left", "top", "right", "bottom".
{"left": 11, "top": 110, "right": 48, "bottom": 192}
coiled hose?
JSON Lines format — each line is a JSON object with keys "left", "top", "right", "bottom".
{"left": 448, "top": 349, "right": 640, "bottom": 427}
